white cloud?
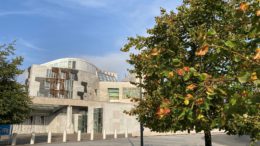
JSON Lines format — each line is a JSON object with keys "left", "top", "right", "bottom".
{"left": 18, "top": 38, "right": 45, "bottom": 51}
{"left": 79, "top": 52, "right": 132, "bottom": 79}
{"left": 0, "top": 8, "right": 66, "bottom": 18}
{"left": 0, "top": 11, "right": 35, "bottom": 16}
{"left": 44, "top": 0, "right": 107, "bottom": 8}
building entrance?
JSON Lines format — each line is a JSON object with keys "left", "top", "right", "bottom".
{"left": 78, "top": 114, "right": 88, "bottom": 133}
{"left": 94, "top": 108, "right": 103, "bottom": 133}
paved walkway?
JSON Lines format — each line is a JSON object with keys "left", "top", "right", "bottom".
{"left": 28, "top": 133, "right": 260, "bottom": 146}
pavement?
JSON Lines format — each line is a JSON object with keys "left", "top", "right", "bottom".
{"left": 11, "top": 133, "right": 260, "bottom": 146}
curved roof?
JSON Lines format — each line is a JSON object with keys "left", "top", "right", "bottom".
{"left": 40, "top": 58, "right": 118, "bottom": 81}
{"left": 41, "top": 58, "right": 99, "bottom": 74}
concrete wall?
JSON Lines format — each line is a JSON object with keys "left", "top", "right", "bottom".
{"left": 99, "top": 81, "right": 137, "bottom": 103}
{"left": 28, "top": 65, "right": 48, "bottom": 97}
{"left": 102, "top": 102, "right": 139, "bottom": 134}
{"left": 13, "top": 108, "right": 68, "bottom": 134}
{"left": 28, "top": 64, "right": 99, "bottom": 100}
{"left": 73, "top": 71, "right": 99, "bottom": 100}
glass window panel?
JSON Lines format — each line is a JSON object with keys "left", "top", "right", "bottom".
{"left": 108, "top": 88, "right": 119, "bottom": 100}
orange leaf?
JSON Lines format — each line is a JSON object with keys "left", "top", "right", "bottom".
{"left": 177, "top": 69, "right": 184, "bottom": 76}
{"left": 186, "top": 94, "right": 193, "bottom": 99}
{"left": 156, "top": 107, "right": 170, "bottom": 119}
{"left": 195, "top": 98, "right": 204, "bottom": 105}
{"left": 253, "top": 48, "right": 260, "bottom": 60}
{"left": 183, "top": 66, "right": 190, "bottom": 72}
{"left": 163, "top": 108, "right": 171, "bottom": 114}
{"left": 186, "top": 84, "right": 197, "bottom": 91}
{"left": 195, "top": 45, "right": 209, "bottom": 56}
{"left": 239, "top": 2, "right": 249, "bottom": 11}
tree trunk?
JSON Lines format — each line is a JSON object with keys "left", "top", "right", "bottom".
{"left": 204, "top": 130, "right": 212, "bottom": 146}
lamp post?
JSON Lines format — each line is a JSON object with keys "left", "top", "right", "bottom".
{"left": 139, "top": 77, "right": 144, "bottom": 146}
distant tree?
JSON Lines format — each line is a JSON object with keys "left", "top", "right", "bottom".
{"left": 122, "top": 0, "right": 260, "bottom": 146}
{"left": 0, "top": 42, "right": 31, "bottom": 124}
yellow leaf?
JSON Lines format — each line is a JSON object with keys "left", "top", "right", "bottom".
{"left": 195, "top": 45, "right": 209, "bottom": 56}
{"left": 251, "top": 72, "right": 258, "bottom": 81}
{"left": 168, "top": 71, "right": 174, "bottom": 78}
{"left": 256, "top": 10, "right": 260, "bottom": 16}
{"left": 197, "top": 114, "right": 204, "bottom": 120}
{"left": 150, "top": 48, "right": 160, "bottom": 56}
{"left": 206, "top": 86, "right": 214, "bottom": 93}
{"left": 184, "top": 99, "right": 189, "bottom": 105}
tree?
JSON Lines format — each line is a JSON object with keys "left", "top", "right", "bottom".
{"left": 0, "top": 42, "right": 31, "bottom": 124}
{"left": 121, "top": 0, "right": 260, "bottom": 146}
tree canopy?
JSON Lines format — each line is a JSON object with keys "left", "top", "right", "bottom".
{"left": 122, "top": 0, "right": 260, "bottom": 145}
{"left": 0, "top": 42, "right": 31, "bottom": 124}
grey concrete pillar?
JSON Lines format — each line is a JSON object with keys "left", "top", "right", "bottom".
{"left": 114, "top": 129, "right": 117, "bottom": 139}
{"left": 30, "top": 132, "right": 35, "bottom": 144}
{"left": 11, "top": 133, "right": 17, "bottom": 146}
{"left": 66, "top": 106, "right": 73, "bottom": 133}
{"left": 87, "top": 106, "right": 94, "bottom": 134}
{"left": 47, "top": 131, "right": 51, "bottom": 143}
{"left": 125, "top": 129, "right": 128, "bottom": 138}
{"left": 103, "top": 129, "right": 106, "bottom": 139}
{"left": 63, "top": 130, "right": 67, "bottom": 143}
{"left": 90, "top": 130, "right": 94, "bottom": 141}
{"left": 77, "top": 130, "right": 81, "bottom": 141}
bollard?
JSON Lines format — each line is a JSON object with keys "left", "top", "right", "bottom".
{"left": 30, "top": 132, "right": 35, "bottom": 145}
{"left": 77, "top": 130, "right": 81, "bottom": 141}
{"left": 47, "top": 131, "right": 51, "bottom": 143}
{"left": 90, "top": 130, "right": 94, "bottom": 141}
{"left": 11, "top": 133, "right": 17, "bottom": 146}
{"left": 114, "top": 129, "right": 117, "bottom": 139}
{"left": 125, "top": 129, "right": 128, "bottom": 138}
{"left": 103, "top": 129, "right": 106, "bottom": 140}
{"left": 63, "top": 130, "right": 67, "bottom": 143}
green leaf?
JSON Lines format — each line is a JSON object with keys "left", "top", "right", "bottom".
{"left": 199, "top": 73, "right": 208, "bottom": 81}
{"left": 207, "top": 28, "right": 217, "bottom": 35}
{"left": 178, "top": 110, "right": 186, "bottom": 120}
{"left": 234, "top": 55, "right": 241, "bottom": 62}
{"left": 183, "top": 73, "right": 190, "bottom": 81}
{"left": 237, "top": 72, "right": 250, "bottom": 83}
{"left": 225, "top": 41, "right": 236, "bottom": 48}
{"left": 172, "top": 58, "right": 180, "bottom": 66}
{"left": 189, "top": 67, "right": 196, "bottom": 73}
{"left": 217, "top": 88, "right": 227, "bottom": 95}
{"left": 230, "top": 98, "right": 237, "bottom": 106}
{"left": 253, "top": 80, "right": 260, "bottom": 86}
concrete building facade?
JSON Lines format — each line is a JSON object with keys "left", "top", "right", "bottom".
{"left": 13, "top": 58, "right": 140, "bottom": 135}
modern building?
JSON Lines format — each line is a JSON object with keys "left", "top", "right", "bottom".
{"left": 13, "top": 58, "right": 141, "bottom": 134}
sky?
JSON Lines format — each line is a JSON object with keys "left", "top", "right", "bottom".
{"left": 0, "top": 0, "right": 182, "bottom": 80}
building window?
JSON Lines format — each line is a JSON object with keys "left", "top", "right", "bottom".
{"left": 29, "top": 116, "right": 34, "bottom": 125}
{"left": 95, "top": 89, "right": 98, "bottom": 96}
{"left": 40, "top": 116, "right": 45, "bottom": 125}
{"left": 108, "top": 88, "right": 119, "bottom": 100}
{"left": 44, "top": 81, "right": 50, "bottom": 89}
{"left": 123, "top": 88, "right": 140, "bottom": 99}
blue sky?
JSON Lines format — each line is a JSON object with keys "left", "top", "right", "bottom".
{"left": 0, "top": 0, "right": 182, "bottom": 79}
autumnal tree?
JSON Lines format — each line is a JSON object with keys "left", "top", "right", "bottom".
{"left": 121, "top": 0, "right": 260, "bottom": 146}
{"left": 0, "top": 42, "right": 31, "bottom": 124}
